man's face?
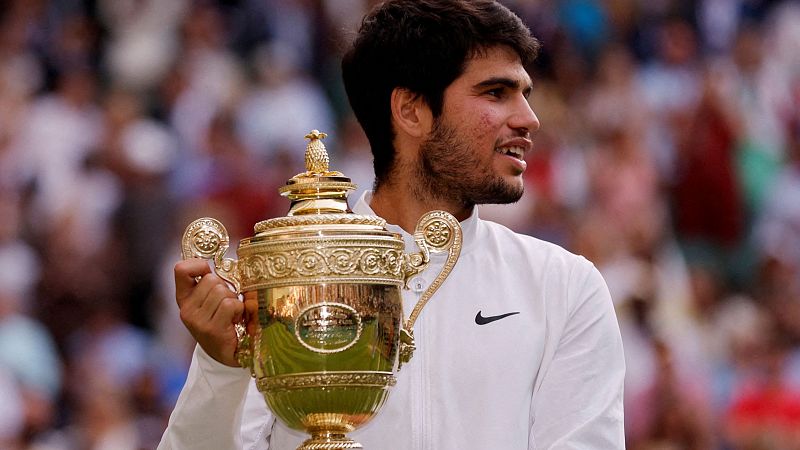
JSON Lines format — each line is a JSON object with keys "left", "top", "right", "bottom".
{"left": 414, "top": 46, "right": 539, "bottom": 207}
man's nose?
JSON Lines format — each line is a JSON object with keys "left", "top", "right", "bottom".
{"left": 510, "top": 96, "right": 540, "bottom": 136}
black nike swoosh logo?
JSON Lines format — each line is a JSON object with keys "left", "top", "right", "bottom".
{"left": 475, "top": 310, "right": 520, "bottom": 325}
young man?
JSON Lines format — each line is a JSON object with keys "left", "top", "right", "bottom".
{"left": 159, "top": 1, "right": 625, "bottom": 448}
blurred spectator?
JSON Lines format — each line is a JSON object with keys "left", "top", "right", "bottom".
{"left": 169, "top": 2, "right": 245, "bottom": 159}
{"left": 671, "top": 63, "right": 746, "bottom": 284}
{"left": 715, "top": 23, "right": 790, "bottom": 218}
{"left": 633, "top": 340, "right": 715, "bottom": 450}
{"left": 99, "top": 88, "right": 178, "bottom": 329}
{"left": 8, "top": 66, "right": 105, "bottom": 239}
{"left": 755, "top": 88, "right": 800, "bottom": 281}
{"left": 98, "top": 0, "right": 188, "bottom": 93}
{"left": 724, "top": 325, "right": 800, "bottom": 449}
{"left": 556, "top": 0, "right": 609, "bottom": 65}
{"left": 697, "top": 0, "right": 744, "bottom": 55}
{"left": 584, "top": 45, "right": 658, "bottom": 223}
{"left": 42, "top": 297, "right": 163, "bottom": 450}
{"left": 0, "top": 191, "right": 62, "bottom": 448}
{"left": 0, "top": 368, "right": 24, "bottom": 449}
{"left": 0, "top": 5, "right": 44, "bottom": 189}
{"left": 235, "top": 41, "right": 336, "bottom": 168}
{"left": 172, "top": 110, "right": 283, "bottom": 240}
{"left": 638, "top": 17, "right": 702, "bottom": 182}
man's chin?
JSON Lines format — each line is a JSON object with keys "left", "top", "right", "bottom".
{"left": 488, "top": 192, "right": 524, "bottom": 205}
{"left": 473, "top": 184, "right": 524, "bottom": 205}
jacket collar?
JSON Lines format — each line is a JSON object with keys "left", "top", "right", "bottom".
{"left": 352, "top": 191, "right": 478, "bottom": 257}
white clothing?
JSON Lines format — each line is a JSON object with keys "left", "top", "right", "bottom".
{"left": 158, "top": 193, "right": 625, "bottom": 449}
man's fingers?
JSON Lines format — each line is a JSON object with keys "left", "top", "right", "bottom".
{"left": 212, "top": 296, "right": 245, "bottom": 327}
{"left": 175, "top": 259, "right": 212, "bottom": 299}
{"left": 198, "top": 282, "right": 235, "bottom": 318}
{"left": 175, "top": 276, "right": 219, "bottom": 315}
{"left": 173, "top": 259, "right": 243, "bottom": 367}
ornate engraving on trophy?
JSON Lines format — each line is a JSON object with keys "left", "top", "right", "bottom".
{"left": 194, "top": 230, "right": 220, "bottom": 252}
{"left": 258, "top": 372, "right": 396, "bottom": 391}
{"left": 424, "top": 220, "right": 451, "bottom": 248}
{"left": 295, "top": 303, "right": 363, "bottom": 353}
{"left": 329, "top": 249, "right": 359, "bottom": 273}
{"left": 182, "top": 217, "right": 228, "bottom": 258}
{"left": 420, "top": 214, "right": 457, "bottom": 251}
{"left": 238, "top": 247, "right": 405, "bottom": 284}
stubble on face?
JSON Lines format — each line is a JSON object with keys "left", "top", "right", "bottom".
{"left": 412, "top": 117, "right": 524, "bottom": 208}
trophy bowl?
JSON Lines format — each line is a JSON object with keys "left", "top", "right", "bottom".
{"left": 181, "top": 131, "right": 461, "bottom": 449}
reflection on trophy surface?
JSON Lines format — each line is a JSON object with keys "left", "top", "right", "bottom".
{"left": 181, "top": 130, "right": 462, "bottom": 450}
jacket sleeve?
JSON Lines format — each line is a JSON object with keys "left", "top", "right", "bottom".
{"left": 529, "top": 260, "right": 626, "bottom": 449}
{"left": 157, "top": 345, "right": 274, "bottom": 450}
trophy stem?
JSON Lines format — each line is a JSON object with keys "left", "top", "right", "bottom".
{"left": 298, "top": 431, "right": 363, "bottom": 450}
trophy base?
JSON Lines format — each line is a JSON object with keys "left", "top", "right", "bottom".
{"left": 298, "top": 431, "right": 363, "bottom": 450}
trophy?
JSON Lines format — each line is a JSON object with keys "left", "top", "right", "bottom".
{"left": 181, "top": 130, "right": 461, "bottom": 449}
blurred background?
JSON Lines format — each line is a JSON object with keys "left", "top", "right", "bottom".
{"left": 0, "top": 0, "right": 798, "bottom": 448}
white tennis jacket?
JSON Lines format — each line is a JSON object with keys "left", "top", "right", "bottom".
{"left": 158, "top": 192, "right": 625, "bottom": 449}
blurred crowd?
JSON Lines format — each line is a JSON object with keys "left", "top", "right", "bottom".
{"left": 0, "top": 0, "right": 798, "bottom": 449}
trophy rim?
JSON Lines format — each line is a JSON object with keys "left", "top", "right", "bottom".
{"left": 254, "top": 214, "right": 387, "bottom": 233}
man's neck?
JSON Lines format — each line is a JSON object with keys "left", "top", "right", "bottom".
{"left": 369, "top": 181, "right": 473, "bottom": 233}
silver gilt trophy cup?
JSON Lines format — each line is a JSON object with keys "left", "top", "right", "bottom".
{"left": 180, "top": 130, "right": 461, "bottom": 449}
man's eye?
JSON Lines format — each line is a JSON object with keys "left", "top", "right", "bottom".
{"left": 485, "top": 88, "right": 504, "bottom": 98}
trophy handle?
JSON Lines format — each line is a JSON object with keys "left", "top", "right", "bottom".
{"left": 182, "top": 218, "right": 253, "bottom": 371}
{"left": 399, "top": 211, "right": 462, "bottom": 368}
{"left": 181, "top": 217, "right": 241, "bottom": 292}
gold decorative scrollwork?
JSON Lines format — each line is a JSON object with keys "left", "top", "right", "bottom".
{"left": 383, "top": 251, "right": 402, "bottom": 274}
{"left": 181, "top": 217, "right": 241, "bottom": 292}
{"left": 235, "top": 322, "right": 254, "bottom": 376}
{"left": 268, "top": 253, "right": 292, "bottom": 277}
{"left": 238, "top": 247, "right": 405, "bottom": 288}
{"left": 259, "top": 371, "right": 396, "bottom": 391}
{"left": 298, "top": 440, "right": 362, "bottom": 450}
{"left": 398, "top": 210, "right": 462, "bottom": 370}
{"left": 194, "top": 229, "right": 220, "bottom": 253}
{"left": 297, "top": 250, "right": 328, "bottom": 276}
{"left": 182, "top": 218, "right": 225, "bottom": 259}
{"left": 238, "top": 254, "right": 264, "bottom": 280}
{"left": 256, "top": 214, "right": 386, "bottom": 232}
{"left": 423, "top": 219, "right": 452, "bottom": 249}
{"left": 328, "top": 249, "right": 358, "bottom": 274}
{"left": 359, "top": 249, "right": 382, "bottom": 275}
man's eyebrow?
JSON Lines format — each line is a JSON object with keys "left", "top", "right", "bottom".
{"left": 473, "top": 77, "right": 534, "bottom": 95}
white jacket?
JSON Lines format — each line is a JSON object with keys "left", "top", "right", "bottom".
{"left": 158, "top": 193, "right": 625, "bottom": 449}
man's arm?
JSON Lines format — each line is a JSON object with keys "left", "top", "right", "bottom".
{"left": 158, "top": 345, "right": 269, "bottom": 449}
{"left": 529, "top": 261, "right": 626, "bottom": 449}
{"left": 158, "top": 259, "right": 272, "bottom": 449}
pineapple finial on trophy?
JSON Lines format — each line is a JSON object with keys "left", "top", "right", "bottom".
{"left": 304, "top": 129, "right": 329, "bottom": 174}
{"left": 278, "top": 130, "right": 355, "bottom": 216}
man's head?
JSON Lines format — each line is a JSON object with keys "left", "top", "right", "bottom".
{"left": 342, "top": 0, "right": 540, "bottom": 194}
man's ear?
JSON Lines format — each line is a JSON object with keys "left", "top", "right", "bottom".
{"left": 390, "top": 87, "right": 432, "bottom": 138}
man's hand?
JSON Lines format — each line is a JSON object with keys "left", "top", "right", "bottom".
{"left": 174, "top": 258, "right": 243, "bottom": 367}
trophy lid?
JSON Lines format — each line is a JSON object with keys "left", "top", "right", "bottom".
{"left": 278, "top": 130, "right": 356, "bottom": 215}
{"left": 254, "top": 130, "right": 386, "bottom": 234}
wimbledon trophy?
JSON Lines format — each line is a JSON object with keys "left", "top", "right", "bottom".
{"left": 181, "top": 130, "right": 461, "bottom": 449}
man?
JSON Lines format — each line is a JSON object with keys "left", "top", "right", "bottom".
{"left": 159, "top": 1, "right": 625, "bottom": 448}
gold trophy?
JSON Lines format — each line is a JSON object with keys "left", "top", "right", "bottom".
{"left": 181, "top": 130, "right": 461, "bottom": 449}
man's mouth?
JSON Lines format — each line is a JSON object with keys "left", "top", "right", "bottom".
{"left": 495, "top": 146, "right": 525, "bottom": 160}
